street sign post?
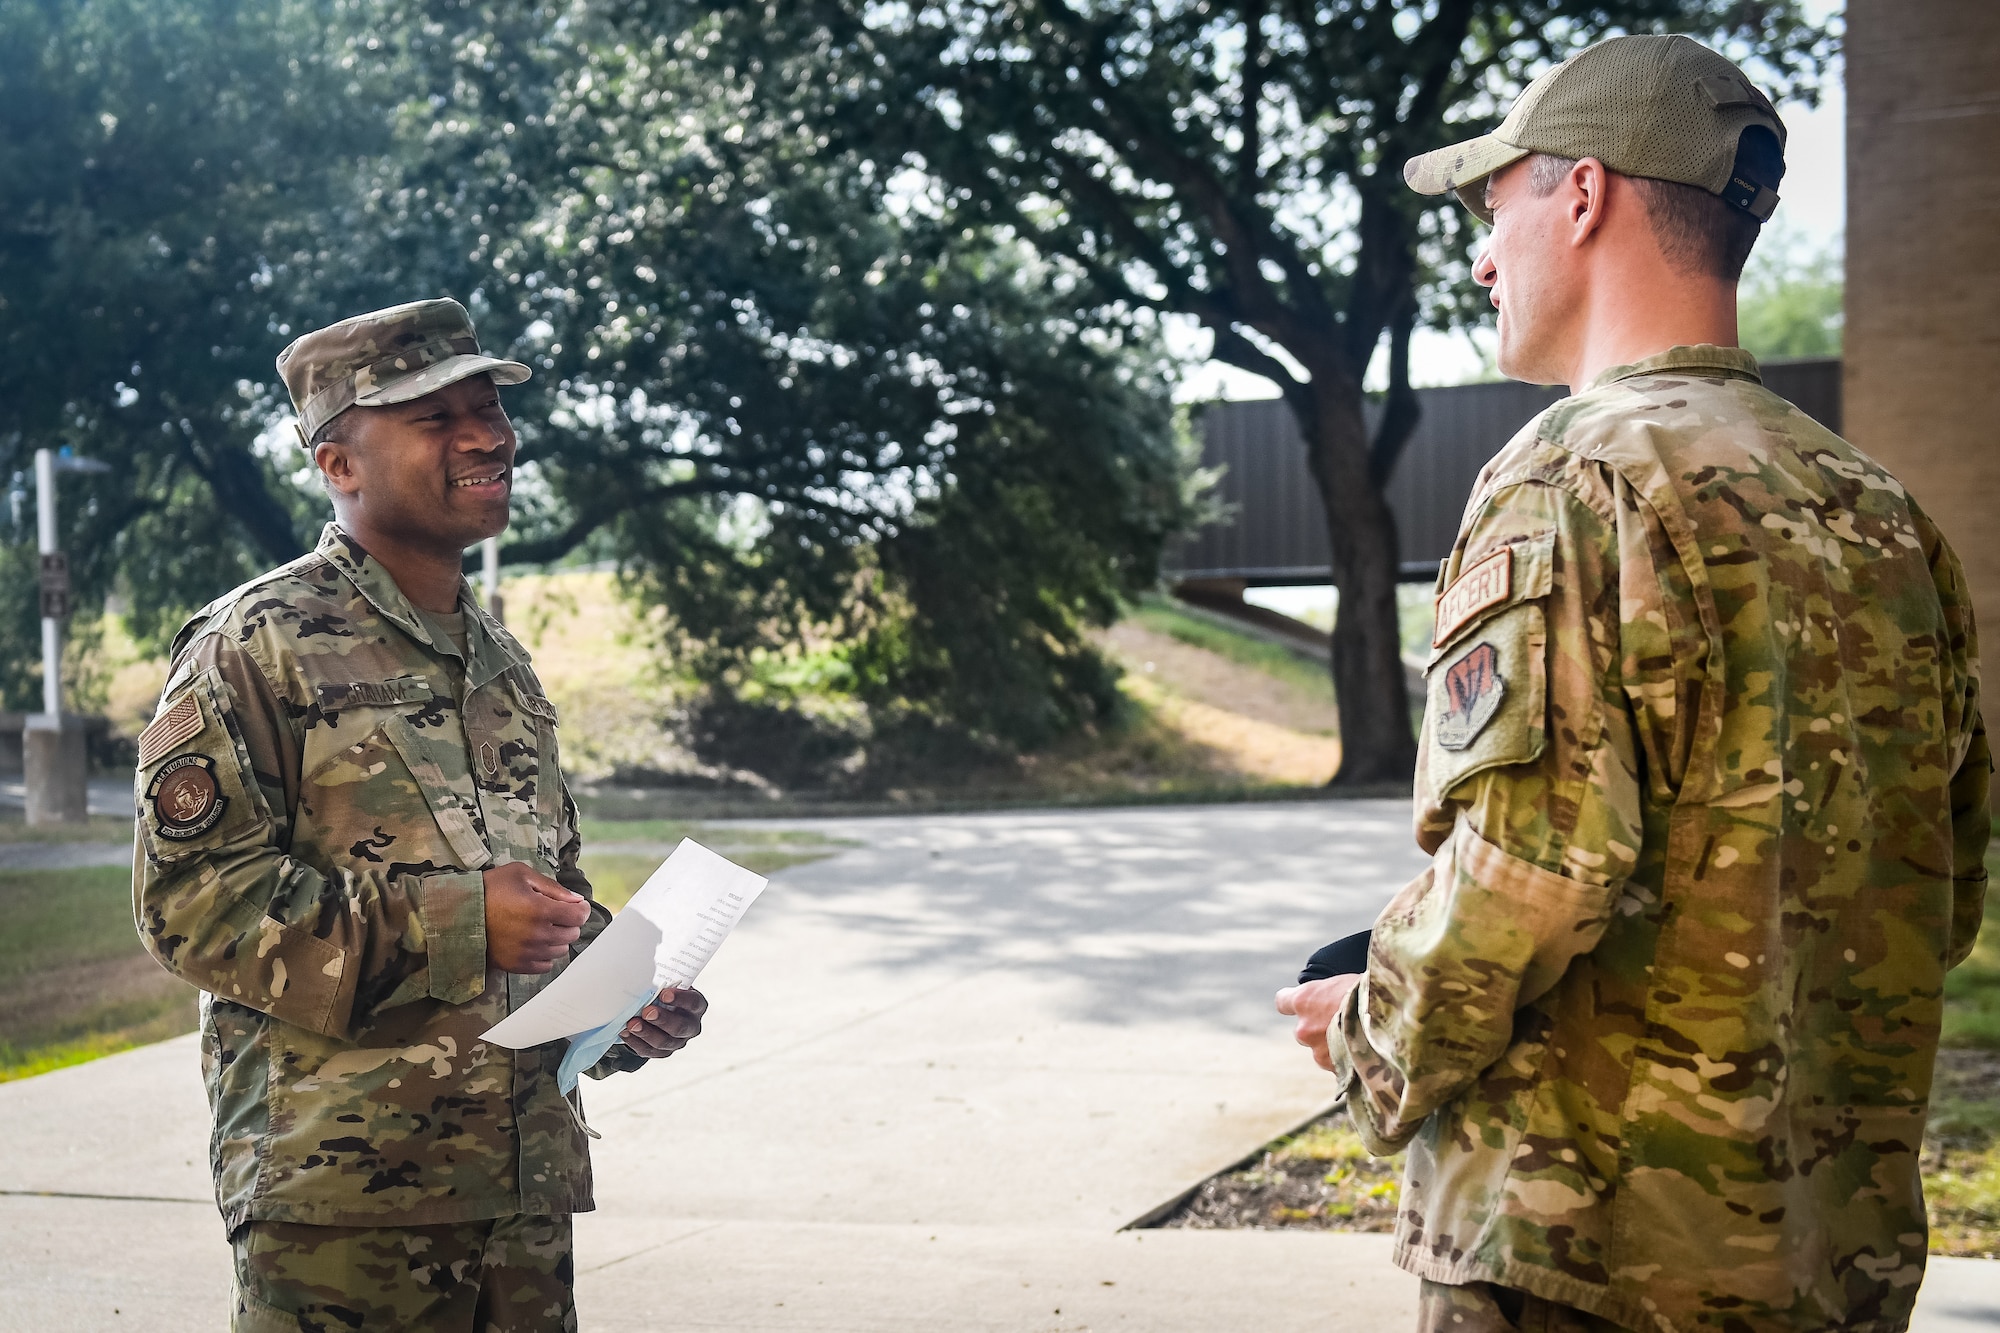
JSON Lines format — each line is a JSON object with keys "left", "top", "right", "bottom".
{"left": 25, "top": 447, "right": 108, "bottom": 824}
{"left": 38, "top": 552, "right": 70, "bottom": 623}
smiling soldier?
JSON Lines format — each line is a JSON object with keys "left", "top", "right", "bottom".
{"left": 133, "top": 298, "right": 707, "bottom": 1331}
{"left": 1276, "top": 35, "right": 1988, "bottom": 1333}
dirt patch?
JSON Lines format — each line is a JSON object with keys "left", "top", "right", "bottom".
{"left": 1121, "top": 676, "right": 1342, "bottom": 787}
{"left": 1097, "top": 621, "right": 1342, "bottom": 787}
{"left": 1100, "top": 621, "right": 1337, "bottom": 736}
{"left": 0, "top": 950, "right": 191, "bottom": 1048}
{"left": 1932, "top": 1047, "right": 2000, "bottom": 1137}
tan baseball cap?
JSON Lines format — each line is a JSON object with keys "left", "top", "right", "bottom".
{"left": 278, "top": 297, "right": 531, "bottom": 446}
{"left": 1403, "top": 34, "right": 1786, "bottom": 224}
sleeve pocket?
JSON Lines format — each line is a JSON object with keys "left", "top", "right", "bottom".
{"left": 1424, "top": 599, "right": 1549, "bottom": 799}
{"left": 137, "top": 670, "right": 270, "bottom": 866}
{"left": 1422, "top": 530, "right": 1558, "bottom": 798}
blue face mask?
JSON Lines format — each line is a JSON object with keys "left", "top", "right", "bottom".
{"left": 556, "top": 992, "right": 654, "bottom": 1095}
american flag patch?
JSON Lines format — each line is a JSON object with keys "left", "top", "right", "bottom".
{"left": 138, "top": 692, "right": 204, "bottom": 768}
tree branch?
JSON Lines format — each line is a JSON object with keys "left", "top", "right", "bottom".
{"left": 1207, "top": 325, "right": 1304, "bottom": 402}
{"left": 175, "top": 428, "right": 310, "bottom": 565}
{"left": 1369, "top": 303, "right": 1421, "bottom": 488}
{"left": 500, "top": 473, "right": 747, "bottom": 566}
{"left": 1239, "top": 1, "right": 1265, "bottom": 188}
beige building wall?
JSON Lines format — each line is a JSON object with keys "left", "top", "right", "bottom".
{"left": 1845, "top": 0, "right": 2000, "bottom": 639}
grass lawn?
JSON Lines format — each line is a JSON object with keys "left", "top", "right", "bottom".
{"left": 0, "top": 864, "right": 196, "bottom": 1083}
{"left": 0, "top": 812, "right": 136, "bottom": 843}
{"left": 0, "top": 821, "right": 852, "bottom": 1080}
{"left": 577, "top": 820, "right": 855, "bottom": 911}
{"left": 1926, "top": 835, "right": 2000, "bottom": 1258}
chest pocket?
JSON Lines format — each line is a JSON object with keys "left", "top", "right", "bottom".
{"left": 510, "top": 678, "right": 561, "bottom": 865}
{"left": 1423, "top": 532, "right": 1556, "bottom": 799}
{"left": 308, "top": 675, "right": 493, "bottom": 872}
{"left": 451, "top": 672, "right": 558, "bottom": 869}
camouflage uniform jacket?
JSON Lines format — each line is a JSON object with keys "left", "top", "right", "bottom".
{"left": 1330, "top": 346, "right": 1990, "bottom": 1332}
{"left": 133, "top": 523, "right": 642, "bottom": 1231}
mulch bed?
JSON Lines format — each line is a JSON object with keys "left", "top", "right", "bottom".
{"left": 1158, "top": 1049, "right": 2000, "bottom": 1256}
{"left": 1157, "top": 1107, "right": 1400, "bottom": 1231}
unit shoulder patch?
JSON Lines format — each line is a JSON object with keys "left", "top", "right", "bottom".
{"left": 147, "top": 753, "right": 228, "bottom": 840}
{"left": 1433, "top": 547, "right": 1513, "bottom": 648}
{"left": 1434, "top": 640, "right": 1506, "bottom": 751}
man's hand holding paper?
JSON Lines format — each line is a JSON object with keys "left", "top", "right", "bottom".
{"left": 482, "top": 839, "right": 767, "bottom": 1093}
{"left": 484, "top": 860, "right": 593, "bottom": 974}
{"left": 618, "top": 986, "right": 708, "bottom": 1060}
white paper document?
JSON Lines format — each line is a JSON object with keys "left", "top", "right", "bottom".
{"left": 481, "top": 838, "right": 768, "bottom": 1050}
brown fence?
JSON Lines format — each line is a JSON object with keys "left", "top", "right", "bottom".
{"left": 1168, "top": 357, "right": 1842, "bottom": 583}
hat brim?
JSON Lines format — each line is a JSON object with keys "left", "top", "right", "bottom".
{"left": 1402, "top": 134, "right": 1532, "bottom": 223}
{"left": 354, "top": 353, "right": 532, "bottom": 407}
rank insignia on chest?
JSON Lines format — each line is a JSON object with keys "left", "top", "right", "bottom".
{"left": 1434, "top": 641, "right": 1506, "bottom": 751}
{"left": 147, "top": 753, "right": 228, "bottom": 839}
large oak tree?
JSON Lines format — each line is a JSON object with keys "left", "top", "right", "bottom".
{"left": 0, "top": 0, "right": 1194, "bottom": 760}
{"left": 674, "top": 0, "right": 1835, "bottom": 782}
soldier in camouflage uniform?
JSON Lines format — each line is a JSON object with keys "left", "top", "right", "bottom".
{"left": 1277, "top": 37, "right": 1988, "bottom": 1333}
{"left": 133, "top": 298, "right": 710, "bottom": 1331}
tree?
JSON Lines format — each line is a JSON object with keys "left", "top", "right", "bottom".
{"left": 676, "top": 0, "right": 1836, "bottom": 783}
{"left": 1739, "top": 225, "right": 1842, "bottom": 360}
{"left": 0, "top": 0, "right": 1194, "bottom": 763}
{"left": 0, "top": 0, "right": 396, "bottom": 700}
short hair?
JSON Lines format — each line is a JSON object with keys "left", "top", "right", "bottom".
{"left": 309, "top": 410, "right": 353, "bottom": 451}
{"left": 1523, "top": 126, "right": 1784, "bottom": 283}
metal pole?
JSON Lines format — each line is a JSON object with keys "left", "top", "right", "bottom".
{"left": 34, "top": 448, "right": 58, "bottom": 719}
{"left": 481, "top": 535, "right": 500, "bottom": 613}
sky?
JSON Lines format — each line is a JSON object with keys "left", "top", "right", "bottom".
{"left": 1175, "top": 2, "right": 1847, "bottom": 400}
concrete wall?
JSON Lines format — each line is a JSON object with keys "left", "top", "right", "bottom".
{"left": 1845, "top": 0, "right": 2000, "bottom": 638}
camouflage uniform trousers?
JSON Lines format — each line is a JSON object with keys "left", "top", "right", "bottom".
{"left": 230, "top": 1213, "right": 576, "bottom": 1333}
{"left": 1418, "top": 1280, "right": 1630, "bottom": 1333}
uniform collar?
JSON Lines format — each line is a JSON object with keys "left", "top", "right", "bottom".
{"left": 1588, "top": 344, "right": 1763, "bottom": 392}
{"left": 316, "top": 523, "right": 525, "bottom": 690}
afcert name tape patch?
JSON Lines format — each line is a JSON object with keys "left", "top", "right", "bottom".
{"left": 1433, "top": 546, "right": 1512, "bottom": 648}
{"left": 147, "top": 753, "right": 227, "bottom": 840}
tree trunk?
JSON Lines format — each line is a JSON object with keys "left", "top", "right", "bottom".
{"left": 181, "top": 429, "right": 311, "bottom": 566}
{"left": 1295, "top": 384, "right": 1417, "bottom": 787}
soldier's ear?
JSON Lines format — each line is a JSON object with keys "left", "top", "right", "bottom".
{"left": 313, "top": 434, "right": 364, "bottom": 501}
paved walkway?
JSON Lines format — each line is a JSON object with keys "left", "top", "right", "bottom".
{"left": 1, "top": 803, "right": 1992, "bottom": 1330}
{"left": 0, "top": 839, "right": 131, "bottom": 870}
{"left": 0, "top": 775, "right": 135, "bottom": 820}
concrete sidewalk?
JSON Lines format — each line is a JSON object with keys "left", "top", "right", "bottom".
{"left": 2, "top": 802, "right": 1992, "bottom": 1330}
{"left": 0, "top": 774, "right": 135, "bottom": 820}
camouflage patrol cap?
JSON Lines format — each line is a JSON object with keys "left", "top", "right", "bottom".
{"left": 277, "top": 298, "right": 531, "bottom": 447}
{"left": 1403, "top": 34, "right": 1787, "bottom": 224}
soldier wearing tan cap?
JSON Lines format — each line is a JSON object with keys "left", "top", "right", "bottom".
{"left": 134, "top": 299, "right": 709, "bottom": 1330}
{"left": 1278, "top": 35, "right": 1987, "bottom": 1333}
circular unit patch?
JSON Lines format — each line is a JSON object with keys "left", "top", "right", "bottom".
{"left": 147, "top": 753, "right": 228, "bottom": 840}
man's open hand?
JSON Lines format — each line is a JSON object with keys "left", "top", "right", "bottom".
{"left": 620, "top": 987, "right": 707, "bottom": 1061}
{"left": 484, "top": 861, "right": 591, "bottom": 974}
{"left": 1274, "top": 974, "right": 1363, "bottom": 1073}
